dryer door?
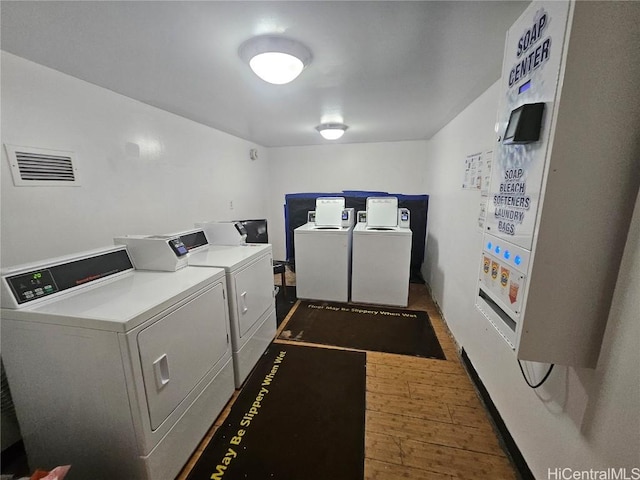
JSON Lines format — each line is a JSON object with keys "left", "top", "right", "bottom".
{"left": 137, "top": 282, "right": 228, "bottom": 430}
{"left": 233, "top": 253, "right": 274, "bottom": 338}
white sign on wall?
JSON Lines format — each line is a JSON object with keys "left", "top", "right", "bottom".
{"left": 480, "top": 149, "right": 493, "bottom": 197}
{"left": 462, "top": 152, "right": 482, "bottom": 190}
{"left": 477, "top": 201, "right": 487, "bottom": 232}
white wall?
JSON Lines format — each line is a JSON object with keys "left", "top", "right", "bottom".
{"left": 1, "top": 52, "right": 270, "bottom": 267}
{"left": 267, "top": 141, "right": 428, "bottom": 259}
{"left": 423, "top": 78, "right": 640, "bottom": 477}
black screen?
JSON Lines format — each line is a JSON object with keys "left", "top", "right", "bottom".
{"left": 180, "top": 231, "right": 209, "bottom": 250}
{"left": 504, "top": 108, "right": 522, "bottom": 140}
{"left": 238, "top": 219, "right": 269, "bottom": 243}
{"left": 503, "top": 103, "right": 544, "bottom": 144}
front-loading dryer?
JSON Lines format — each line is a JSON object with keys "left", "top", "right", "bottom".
{"left": 164, "top": 227, "right": 277, "bottom": 388}
{"left": 0, "top": 246, "right": 234, "bottom": 480}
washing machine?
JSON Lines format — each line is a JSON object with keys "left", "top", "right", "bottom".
{"left": 170, "top": 223, "right": 276, "bottom": 388}
{"left": 351, "top": 197, "right": 413, "bottom": 307}
{"left": 0, "top": 245, "right": 234, "bottom": 480}
{"left": 294, "top": 197, "right": 355, "bottom": 303}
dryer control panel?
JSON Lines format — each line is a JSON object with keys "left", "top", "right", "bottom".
{"left": 1, "top": 247, "right": 134, "bottom": 308}
{"left": 174, "top": 229, "right": 209, "bottom": 252}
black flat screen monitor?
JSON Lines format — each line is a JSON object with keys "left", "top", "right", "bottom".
{"left": 238, "top": 219, "right": 268, "bottom": 243}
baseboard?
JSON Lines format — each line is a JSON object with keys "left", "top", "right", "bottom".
{"left": 424, "top": 283, "right": 462, "bottom": 354}
{"left": 460, "top": 348, "right": 534, "bottom": 480}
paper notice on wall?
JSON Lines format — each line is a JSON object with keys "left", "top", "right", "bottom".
{"left": 478, "top": 200, "right": 487, "bottom": 232}
{"left": 462, "top": 152, "right": 482, "bottom": 189}
{"left": 480, "top": 149, "right": 493, "bottom": 197}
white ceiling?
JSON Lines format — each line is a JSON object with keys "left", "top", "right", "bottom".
{"left": 0, "top": 1, "right": 529, "bottom": 147}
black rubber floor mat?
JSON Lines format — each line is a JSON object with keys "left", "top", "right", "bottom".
{"left": 280, "top": 300, "right": 446, "bottom": 360}
{"left": 186, "top": 344, "right": 366, "bottom": 480}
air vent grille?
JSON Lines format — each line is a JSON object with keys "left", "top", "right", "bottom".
{"left": 17, "top": 151, "right": 75, "bottom": 181}
{"left": 5, "top": 144, "right": 79, "bottom": 186}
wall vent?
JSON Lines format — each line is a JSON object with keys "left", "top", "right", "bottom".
{"left": 5, "top": 144, "right": 79, "bottom": 186}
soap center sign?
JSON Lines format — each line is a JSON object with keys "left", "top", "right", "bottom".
{"left": 486, "top": 2, "right": 570, "bottom": 250}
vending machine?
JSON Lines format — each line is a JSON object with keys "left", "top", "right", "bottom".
{"left": 475, "top": 1, "right": 638, "bottom": 367}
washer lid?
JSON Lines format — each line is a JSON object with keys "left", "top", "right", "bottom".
{"left": 314, "top": 197, "right": 345, "bottom": 227}
{"left": 366, "top": 197, "right": 399, "bottom": 228}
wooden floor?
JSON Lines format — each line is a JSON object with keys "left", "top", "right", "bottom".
{"left": 177, "top": 281, "right": 517, "bottom": 480}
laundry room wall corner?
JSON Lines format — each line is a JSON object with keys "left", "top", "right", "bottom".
{"left": 266, "top": 141, "right": 428, "bottom": 260}
{"left": 0, "top": 52, "right": 270, "bottom": 267}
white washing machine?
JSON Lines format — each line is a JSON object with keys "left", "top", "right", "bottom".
{"left": 0, "top": 246, "right": 234, "bottom": 480}
{"left": 179, "top": 224, "right": 277, "bottom": 388}
{"left": 351, "top": 197, "right": 413, "bottom": 307}
{"left": 294, "top": 197, "right": 355, "bottom": 303}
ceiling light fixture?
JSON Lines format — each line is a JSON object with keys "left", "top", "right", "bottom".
{"left": 239, "top": 35, "right": 312, "bottom": 85}
{"left": 316, "top": 123, "right": 348, "bottom": 140}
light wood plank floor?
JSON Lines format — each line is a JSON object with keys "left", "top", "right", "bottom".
{"left": 177, "top": 281, "right": 518, "bottom": 480}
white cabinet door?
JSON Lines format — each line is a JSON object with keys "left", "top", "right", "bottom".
{"left": 233, "top": 253, "right": 274, "bottom": 339}
{"left": 137, "top": 282, "right": 228, "bottom": 430}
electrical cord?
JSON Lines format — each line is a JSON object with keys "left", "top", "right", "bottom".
{"left": 518, "top": 359, "right": 555, "bottom": 388}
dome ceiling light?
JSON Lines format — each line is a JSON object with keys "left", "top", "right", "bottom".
{"left": 239, "top": 35, "right": 312, "bottom": 85}
{"left": 316, "top": 123, "right": 348, "bottom": 140}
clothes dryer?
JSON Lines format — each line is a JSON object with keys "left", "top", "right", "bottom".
{"left": 0, "top": 246, "right": 234, "bottom": 480}
{"left": 294, "top": 197, "right": 355, "bottom": 302}
{"left": 351, "top": 197, "right": 413, "bottom": 307}
{"left": 172, "top": 226, "right": 276, "bottom": 388}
